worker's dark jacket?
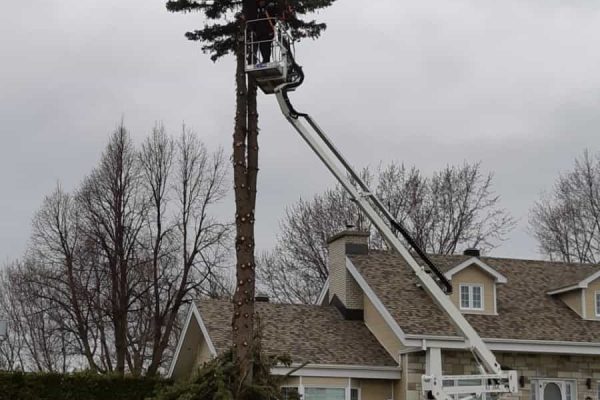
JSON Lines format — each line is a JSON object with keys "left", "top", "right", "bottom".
{"left": 254, "top": 2, "right": 280, "bottom": 40}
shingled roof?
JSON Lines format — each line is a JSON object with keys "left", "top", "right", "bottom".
{"left": 349, "top": 251, "right": 600, "bottom": 342}
{"left": 196, "top": 299, "right": 396, "bottom": 366}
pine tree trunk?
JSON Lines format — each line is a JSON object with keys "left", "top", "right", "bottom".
{"left": 231, "top": 19, "right": 258, "bottom": 392}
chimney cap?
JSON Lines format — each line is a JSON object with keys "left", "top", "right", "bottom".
{"left": 255, "top": 293, "right": 270, "bottom": 302}
{"left": 463, "top": 248, "right": 481, "bottom": 257}
{"left": 327, "top": 230, "right": 370, "bottom": 244}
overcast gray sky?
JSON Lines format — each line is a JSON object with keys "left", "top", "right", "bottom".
{"left": 1, "top": 0, "right": 599, "bottom": 263}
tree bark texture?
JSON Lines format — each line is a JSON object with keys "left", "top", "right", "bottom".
{"left": 231, "top": 20, "right": 259, "bottom": 390}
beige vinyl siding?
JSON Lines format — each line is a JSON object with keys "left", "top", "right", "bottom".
{"left": 449, "top": 265, "right": 496, "bottom": 315}
{"left": 363, "top": 294, "right": 403, "bottom": 359}
{"left": 585, "top": 278, "right": 600, "bottom": 319}
{"left": 194, "top": 336, "right": 213, "bottom": 367}
{"left": 302, "top": 377, "right": 349, "bottom": 386}
{"left": 280, "top": 377, "right": 301, "bottom": 386}
{"left": 560, "top": 289, "right": 583, "bottom": 317}
{"left": 171, "top": 313, "right": 209, "bottom": 380}
{"left": 357, "top": 379, "right": 394, "bottom": 399}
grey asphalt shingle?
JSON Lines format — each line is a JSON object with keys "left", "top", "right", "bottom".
{"left": 197, "top": 299, "right": 397, "bottom": 367}
{"left": 350, "top": 251, "right": 600, "bottom": 342}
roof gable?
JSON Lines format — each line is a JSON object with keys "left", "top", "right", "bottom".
{"left": 444, "top": 257, "right": 507, "bottom": 284}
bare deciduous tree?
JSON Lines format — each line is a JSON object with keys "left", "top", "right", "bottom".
{"left": 2, "top": 122, "right": 231, "bottom": 374}
{"left": 530, "top": 150, "right": 600, "bottom": 263}
{"left": 78, "top": 124, "right": 146, "bottom": 374}
{"left": 260, "top": 161, "right": 514, "bottom": 304}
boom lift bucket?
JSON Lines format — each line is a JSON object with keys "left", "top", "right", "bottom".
{"left": 245, "top": 18, "right": 295, "bottom": 94}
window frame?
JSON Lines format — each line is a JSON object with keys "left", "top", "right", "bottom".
{"left": 459, "top": 283, "right": 485, "bottom": 311}
{"left": 303, "top": 386, "right": 347, "bottom": 400}
{"left": 530, "top": 378, "right": 576, "bottom": 400}
{"left": 595, "top": 290, "right": 600, "bottom": 317}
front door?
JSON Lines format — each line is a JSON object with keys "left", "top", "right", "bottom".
{"left": 532, "top": 379, "right": 574, "bottom": 400}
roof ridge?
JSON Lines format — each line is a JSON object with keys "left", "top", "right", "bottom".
{"left": 365, "top": 249, "right": 600, "bottom": 268}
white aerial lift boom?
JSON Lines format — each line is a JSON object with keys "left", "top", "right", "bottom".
{"left": 245, "top": 20, "right": 518, "bottom": 400}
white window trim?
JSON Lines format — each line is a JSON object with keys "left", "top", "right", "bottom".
{"left": 530, "top": 378, "right": 576, "bottom": 400}
{"left": 296, "top": 378, "right": 361, "bottom": 400}
{"left": 595, "top": 290, "right": 600, "bottom": 317}
{"left": 459, "top": 283, "right": 484, "bottom": 311}
{"left": 303, "top": 385, "right": 350, "bottom": 400}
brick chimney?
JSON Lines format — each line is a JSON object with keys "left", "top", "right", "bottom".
{"left": 327, "top": 230, "right": 369, "bottom": 316}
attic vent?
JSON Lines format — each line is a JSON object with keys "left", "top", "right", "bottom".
{"left": 463, "top": 248, "right": 480, "bottom": 257}
{"left": 255, "top": 294, "right": 270, "bottom": 302}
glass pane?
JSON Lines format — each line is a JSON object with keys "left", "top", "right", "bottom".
{"left": 543, "top": 382, "right": 562, "bottom": 400}
{"left": 472, "top": 286, "right": 482, "bottom": 309}
{"left": 351, "top": 388, "right": 359, "bottom": 400}
{"left": 460, "top": 286, "right": 470, "bottom": 308}
{"left": 596, "top": 293, "right": 600, "bottom": 315}
{"left": 304, "top": 388, "right": 345, "bottom": 400}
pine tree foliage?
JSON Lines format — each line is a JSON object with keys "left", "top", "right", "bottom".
{"left": 166, "top": 0, "right": 335, "bottom": 61}
{"left": 150, "top": 329, "right": 299, "bottom": 400}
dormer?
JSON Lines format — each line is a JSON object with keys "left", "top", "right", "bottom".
{"left": 547, "top": 270, "right": 600, "bottom": 320}
{"left": 445, "top": 251, "right": 507, "bottom": 315}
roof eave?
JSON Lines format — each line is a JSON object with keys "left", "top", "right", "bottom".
{"left": 444, "top": 257, "right": 508, "bottom": 284}
{"left": 402, "top": 334, "right": 600, "bottom": 355}
{"left": 271, "top": 363, "right": 401, "bottom": 379}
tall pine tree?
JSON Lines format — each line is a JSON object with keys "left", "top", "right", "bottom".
{"left": 166, "top": 0, "right": 336, "bottom": 393}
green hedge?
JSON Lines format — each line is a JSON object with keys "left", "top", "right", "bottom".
{"left": 0, "top": 371, "right": 170, "bottom": 400}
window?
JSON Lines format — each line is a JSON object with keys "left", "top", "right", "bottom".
{"left": 350, "top": 388, "right": 359, "bottom": 400}
{"left": 530, "top": 379, "right": 576, "bottom": 400}
{"left": 281, "top": 387, "right": 299, "bottom": 400}
{"left": 304, "top": 388, "right": 345, "bottom": 400}
{"left": 459, "top": 284, "right": 484, "bottom": 310}
{"left": 595, "top": 291, "right": 600, "bottom": 317}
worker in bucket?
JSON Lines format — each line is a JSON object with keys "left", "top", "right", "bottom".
{"left": 254, "top": 0, "right": 278, "bottom": 64}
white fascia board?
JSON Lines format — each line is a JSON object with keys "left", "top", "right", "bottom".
{"left": 345, "top": 257, "right": 408, "bottom": 344}
{"left": 444, "top": 257, "right": 507, "bottom": 284}
{"left": 403, "top": 334, "right": 600, "bottom": 355}
{"left": 580, "top": 270, "right": 600, "bottom": 287}
{"left": 486, "top": 338, "right": 600, "bottom": 355}
{"left": 167, "top": 304, "right": 195, "bottom": 378}
{"left": 316, "top": 277, "right": 330, "bottom": 305}
{"left": 271, "top": 363, "right": 401, "bottom": 380}
{"left": 547, "top": 284, "right": 584, "bottom": 296}
{"left": 192, "top": 302, "right": 218, "bottom": 357}
{"left": 168, "top": 302, "right": 218, "bottom": 378}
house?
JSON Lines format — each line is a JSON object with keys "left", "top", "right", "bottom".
{"left": 169, "top": 230, "right": 600, "bottom": 400}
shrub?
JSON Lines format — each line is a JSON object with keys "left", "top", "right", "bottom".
{"left": 149, "top": 348, "right": 299, "bottom": 400}
{"left": 0, "top": 371, "right": 169, "bottom": 400}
